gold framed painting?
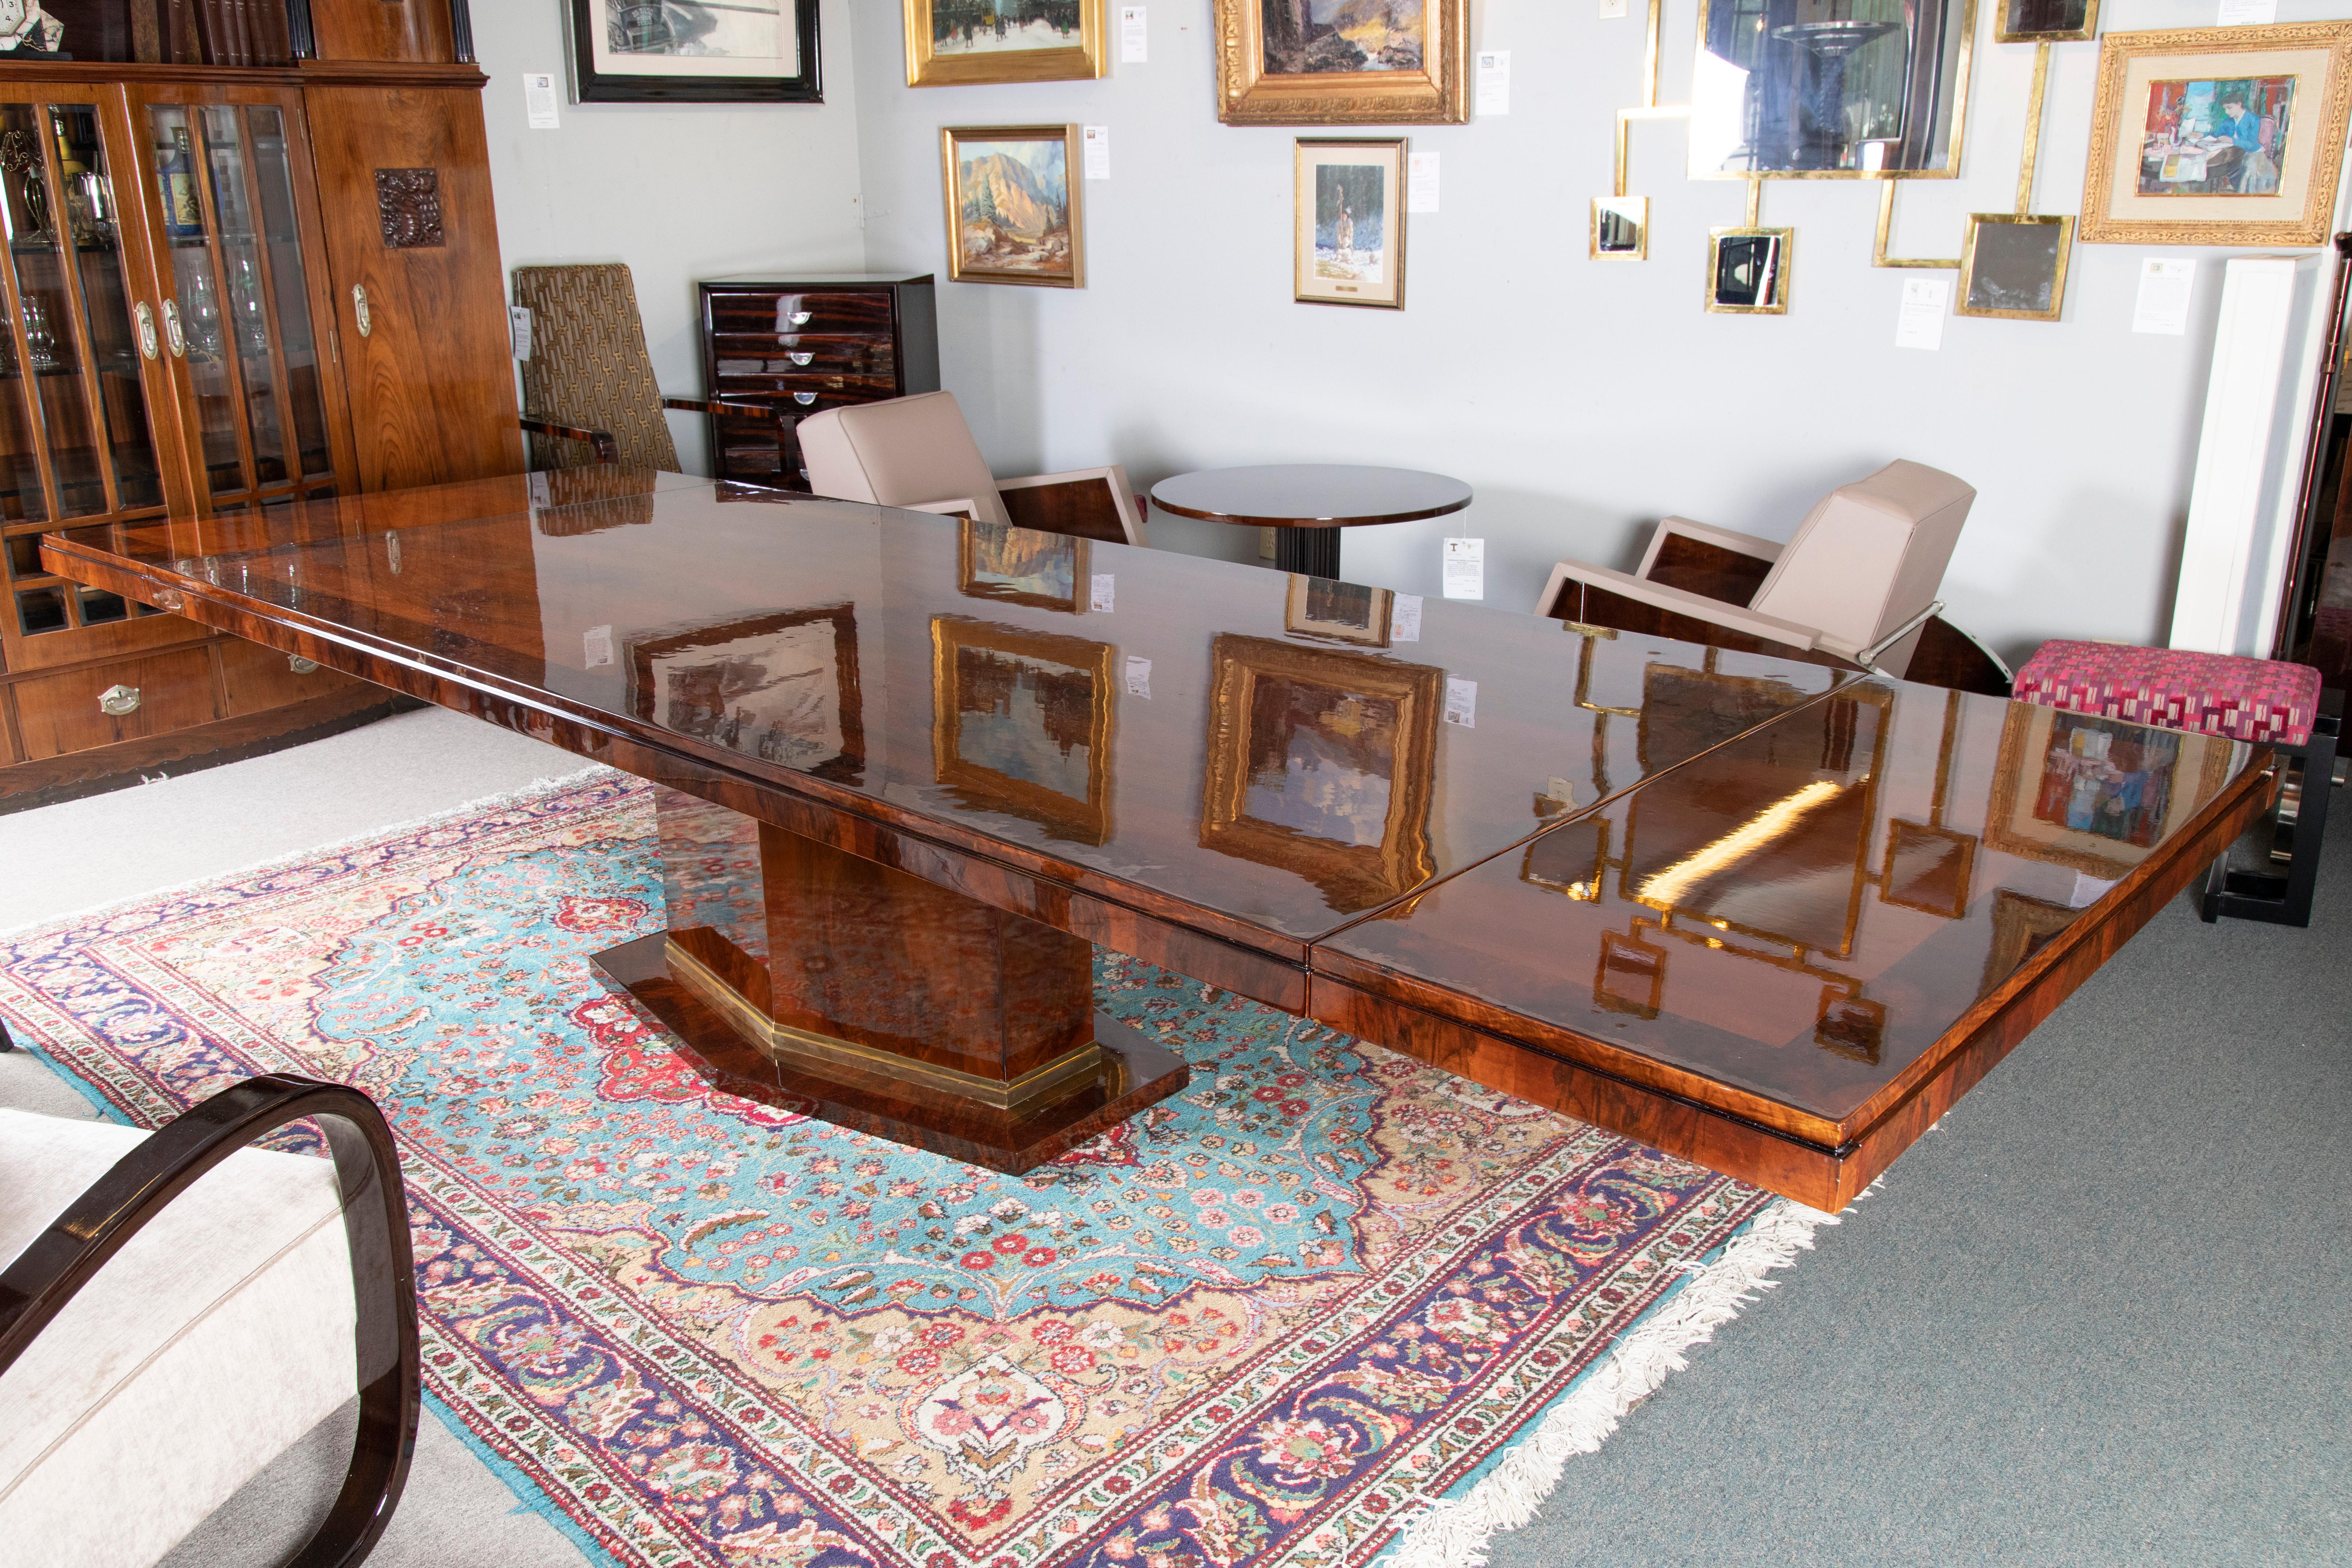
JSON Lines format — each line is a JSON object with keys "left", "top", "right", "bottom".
{"left": 1199, "top": 634, "right": 1441, "bottom": 913}
{"left": 941, "top": 124, "right": 1086, "bottom": 288}
{"left": 1956, "top": 213, "right": 2074, "bottom": 321}
{"left": 906, "top": 0, "right": 1108, "bottom": 86}
{"left": 1592, "top": 196, "right": 1647, "bottom": 260}
{"left": 959, "top": 519, "right": 1087, "bottom": 613}
{"left": 931, "top": 615, "right": 1115, "bottom": 844}
{"left": 1706, "top": 228, "right": 1791, "bottom": 315}
{"left": 1984, "top": 702, "right": 2235, "bottom": 879}
{"left": 1296, "top": 137, "right": 1407, "bottom": 309}
{"left": 1214, "top": 0, "right": 1467, "bottom": 126}
{"left": 1995, "top": 0, "right": 2097, "bottom": 44}
{"left": 2079, "top": 22, "right": 2352, "bottom": 245}
{"left": 1284, "top": 573, "right": 1392, "bottom": 647}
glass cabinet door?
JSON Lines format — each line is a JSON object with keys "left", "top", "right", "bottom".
{"left": 143, "top": 95, "right": 339, "bottom": 514}
{"left": 0, "top": 94, "right": 173, "bottom": 657}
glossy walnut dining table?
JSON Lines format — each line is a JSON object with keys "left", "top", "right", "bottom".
{"left": 42, "top": 469, "right": 2270, "bottom": 1207}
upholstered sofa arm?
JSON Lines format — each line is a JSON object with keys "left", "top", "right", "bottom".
{"left": 0, "top": 1075, "right": 420, "bottom": 1568}
{"left": 1539, "top": 560, "right": 1821, "bottom": 650}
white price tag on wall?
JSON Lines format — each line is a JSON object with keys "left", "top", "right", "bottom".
{"left": 1120, "top": 5, "right": 1148, "bottom": 61}
{"left": 2133, "top": 258, "right": 2196, "bottom": 335}
{"left": 1083, "top": 125, "right": 1111, "bottom": 180}
{"left": 523, "top": 72, "right": 561, "bottom": 129}
{"left": 1407, "top": 151, "right": 1440, "bottom": 213}
{"left": 1894, "top": 277, "right": 1947, "bottom": 350}
{"left": 1442, "top": 538, "right": 1484, "bottom": 600}
{"left": 1475, "top": 51, "right": 1511, "bottom": 115}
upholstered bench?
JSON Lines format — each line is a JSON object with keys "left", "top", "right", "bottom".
{"left": 2013, "top": 640, "right": 2335, "bottom": 927}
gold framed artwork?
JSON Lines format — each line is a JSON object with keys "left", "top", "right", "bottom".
{"left": 1956, "top": 213, "right": 2074, "bottom": 321}
{"left": 1284, "top": 574, "right": 1392, "bottom": 647}
{"left": 959, "top": 519, "right": 1087, "bottom": 613}
{"left": 941, "top": 123, "right": 1086, "bottom": 288}
{"left": 905, "top": 0, "right": 1108, "bottom": 87}
{"left": 1199, "top": 634, "right": 1441, "bottom": 913}
{"left": 2079, "top": 22, "right": 2352, "bottom": 246}
{"left": 1706, "top": 228, "right": 1791, "bottom": 314}
{"left": 1295, "top": 137, "right": 1407, "bottom": 309}
{"left": 1591, "top": 195, "right": 1647, "bottom": 260}
{"left": 930, "top": 616, "right": 1115, "bottom": 845}
{"left": 1985, "top": 702, "right": 2235, "bottom": 880}
{"left": 1995, "top": 0, "right": 2098, "bottom": 44}
{"left": 1213, "top": 0, "right": 1468, "bottom": 126}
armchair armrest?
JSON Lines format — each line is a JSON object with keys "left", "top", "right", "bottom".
{"left": 903, "top": 498, "right": 981, "bottom": 521}
{"left": 0, "top": 1075, "right": 420, "bottom": 1568}
{"left": 660, "top": 395, "right": 785, "bottom": 421}
{"left": 1635, "top": 516, "right": 1784, "bottom": 583}
{"left": 519, "top": 416, "right": 619, "bottom": 464}
{"left": 1539, "top": 560, "right": 1822, "bottom": 651}
{"left": 998, "top": 464, "right": 1146, "bottom": 546}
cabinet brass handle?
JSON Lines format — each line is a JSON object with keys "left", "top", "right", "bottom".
{"left": 159, "top": 299, "right": 185, "bottom": 358}
{"left": 788, "top": 351, "right": 813, "bottom": 366}
{"left": 289, "top": 655, "right": 320, "bottom": 675}
{"left": 793, "top": 391, "right": 818, "bottom": 406}
{"left": 98, "top": 683, "right": 140, "bottom": 716}
{"left": 352, "top": 284, "right": 371, "bottom": 337}
{"left": 134, "top": 301, "right": 158, "bottom": 360}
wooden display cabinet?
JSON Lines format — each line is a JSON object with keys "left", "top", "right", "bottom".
{"left": 0, "top": 0, "right": 516, "bottom": 810}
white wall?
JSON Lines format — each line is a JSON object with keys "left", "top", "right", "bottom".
{"left": 472, "top": 0, "right": 870, "bottom": 476}
{"left": 845, "top": 0, "right": 2352, "bottom": 663}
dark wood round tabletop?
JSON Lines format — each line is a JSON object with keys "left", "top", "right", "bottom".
{"left": 1149, "top": 464, "right": 1474, "bottom": 531}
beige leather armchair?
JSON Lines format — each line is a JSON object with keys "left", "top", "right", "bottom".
{"left": 798, "top": 391, "right": 1147, "bottom": 547}
{"left": 1536, "top": 460, "right": 1976, "bottom": 679}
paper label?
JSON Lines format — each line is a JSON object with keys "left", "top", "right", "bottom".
{"left": 2132, "top": 258, "right": 2196, "bottom": 335}
{"left": 1442, "top": 538, "right": 1484, "bottom": 601}
{"left": 527, "top": 471, "right": 550, "bottom": 508}
{"left": 1407, "top": 151, "right": 1440, "bottom": 213}
{"left": 1120, "top": 4, "right": 1148, "bottom": 61}
{"left": 1124, "top": 656, "right": 1151, "bottom": 697}
{"left": 1390, "top": 592, "right": 1423, "bottom": 641}
{"left": 1083, "top": 125, "right": 1111, "bottom": 181}
{"left": 1475, "top": 50, "right": 1511, "bottom": 115}
{"left": 509, "top": 306, "right": 533, "bottom": 361}
{"left": 1444, "top": 677, "right": 1478, "bottom": 728}
{"left": 1895, "top": 277, "right": 1947, "bottom": 351}
{"left": 523, "top": 72, "right": 561, "bottom": 130}
{"left": 2218, "top": 0, "right": 2275, "bottom": 23}
{"left": 1600, "top": 0, "right": 1628, "bottom": 15}
{"left": 1090, "top": 573, "right": 1115, "bottom": 613}
{"left": 583, "top": 625, "right": 614, "bottom": 668}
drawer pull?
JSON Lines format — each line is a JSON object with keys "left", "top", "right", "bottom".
{"left": 134, "top": 302, "right": 158, "bottom": 360}
{"left": 98, "top": 684, "right": 141, "bottom": 717}
{"left": 289, "top": 655, "right": 320, "bottom": 675}
{"left": 789, "top": 351, "right": 813, "bottom": 366}
{"left": 793, "top": 391, "right": 818, "bottom": 406}
{"left": 788, "top": 310, "right": 812, "bottom": 327}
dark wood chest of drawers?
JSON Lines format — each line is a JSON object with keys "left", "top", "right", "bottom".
{"left": 698, "top": 273, "right": 941, "bottom": 491}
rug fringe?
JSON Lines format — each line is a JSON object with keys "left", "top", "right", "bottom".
{"left": 1381, "top": 1186, "right": 1875, "bottom": 1568}
{"left": 0, "top": 764, "right": 623, "bottom": 942}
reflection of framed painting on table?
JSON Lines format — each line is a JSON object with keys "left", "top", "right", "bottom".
{"left": 1284, "top": 573, "right": 1392, "bottom": 647}
{"left": 626, "top": 605, "right": 863, "bottom": 782}
{"left": 1979, "top": 889, "right": 2080, "bottom": 996}
{"left": 1880, "top": 819, "right": 1977, "bottom": 918}
{"left": 1985, "top": 703, "right": 2234, "bottom": 878}
{"left": 1522, "top": 818, "right": 1607, "bottom": 901}
{"left": 905, "top": 0, "right": 1107, "bottom": 86}
{"left": 1200, "top": 634, "right": 1441, "bottom": 912}
{"left": 2079, "top": 23, "right": 2352, "bottom": 245}
{"left": 931, "top": 616, "right": 1114, "bottom": 844}
{"left": 1213, "top": 0, "right": 1468, "bottom": 125}
{"left": 1296, "top": 138, "right": 1408, "bottom": 309}
{"left": 1594, "top": 930, "right": 1666, "bottom": 1020}
{"left": 566, "top": 0, "right": 822, "bottom": 103}
{"left": 959, "top": 520, "right": 1087, "bottom": 612}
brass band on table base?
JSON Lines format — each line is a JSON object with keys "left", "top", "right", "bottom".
{"left": 662, "top": 937, "right": 1109, "bottom": 1112}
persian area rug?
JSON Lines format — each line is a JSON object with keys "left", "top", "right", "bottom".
{"left": 0, "top": 773, "right": 1839, "bottom": 1568}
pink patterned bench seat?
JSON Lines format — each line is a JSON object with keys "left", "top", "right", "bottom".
{"left": 2012, "top": 640, "right": 2321, "bottom": 747}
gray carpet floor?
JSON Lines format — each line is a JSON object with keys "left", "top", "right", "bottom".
{"left": 4, "top": 710, "right": 2345, "bottom": 1567}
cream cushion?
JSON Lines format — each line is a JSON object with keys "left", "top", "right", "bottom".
{"left": 0, "top": 1107, "right": 359, "bottom": 1568}
{"left": 798, "top": 390, "right": 1014, "bottom": 527}
{"left": 1748, "top": 458, "right": 1975, "bottom": 668}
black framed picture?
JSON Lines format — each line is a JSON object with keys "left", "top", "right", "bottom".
{"left": 566, "top": 0, "right": 822, "bottom": 104}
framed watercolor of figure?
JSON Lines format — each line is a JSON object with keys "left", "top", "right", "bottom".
{"left": 566, "top": 0, "right": 822, "bottom": 103}
{"left": 1215, "top": 0, "right": 1468, "bottom": 125}
{"left": 1295, "top": 138, "right": 1407, "bottom": 309}
{"left": 941, "top": 124, "right": 1086, "bottom": 288}
{"left": 905, "top": 0, "right": 1108, "bottom": 87}
{"left": 2080, "top": 22, "right": 2352, "bottom": 245}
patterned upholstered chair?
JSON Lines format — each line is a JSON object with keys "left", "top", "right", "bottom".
{"left": 0, "top": 1074, "right": 419, "bottom": 1565}
{"left": 512, "top": 263, "right": 786, "bottom": 473}
{"left": 2013, "top": 641, "right": 2336, "bottom": 927}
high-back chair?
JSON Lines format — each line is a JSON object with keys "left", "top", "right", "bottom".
{"left": 798, "top": 390, "right": 1147, "bottom": 546}
{"left": 513, "top": 263, "right": 787, "bottom": 473}
{"left": 1537, "top": 459, "right": 1980, "bottom": 681}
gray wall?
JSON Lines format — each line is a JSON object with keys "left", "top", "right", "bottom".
{"left": 843, "top": 0, "right": 2352, "bottom": 664}
{"left": 475, "top": 0, "right": 871, "bottom": 477}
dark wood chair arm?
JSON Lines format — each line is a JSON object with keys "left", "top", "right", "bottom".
{"left": 518, "top": 416, "right": 620, "bottom": 464}
{"left": 661, "top": 395, "right": 789, "bottom": 421}
{"left": 0, "top": 1074, "right": 421, "bottom": 1568}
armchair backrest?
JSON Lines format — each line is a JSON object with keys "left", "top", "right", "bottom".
{"left": 798, "top": 391, "right": 1011, "bottom": 527}
{"left": 1748, "top": 460, "right": 1974, "bottom": 673}
{"left": 511, "top": 264, "right": 679, "bottom": 473}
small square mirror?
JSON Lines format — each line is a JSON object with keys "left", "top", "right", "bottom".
{"left": 1591, "top": 195, "right": 1648, "bottom": 258}
{"left": 1707, "top": 227, "right": 1792, "bottom": 313}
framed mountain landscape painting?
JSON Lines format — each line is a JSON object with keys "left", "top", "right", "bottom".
{"left": 941, "top": 124, "right": 1086, "bottom": 288}
{"left": 1215, "top": 0, "right": 1468, "bottom": 125}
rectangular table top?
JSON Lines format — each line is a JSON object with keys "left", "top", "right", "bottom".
{"left": 46, "top": 469, "right": 2266, "bottom": 1206}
